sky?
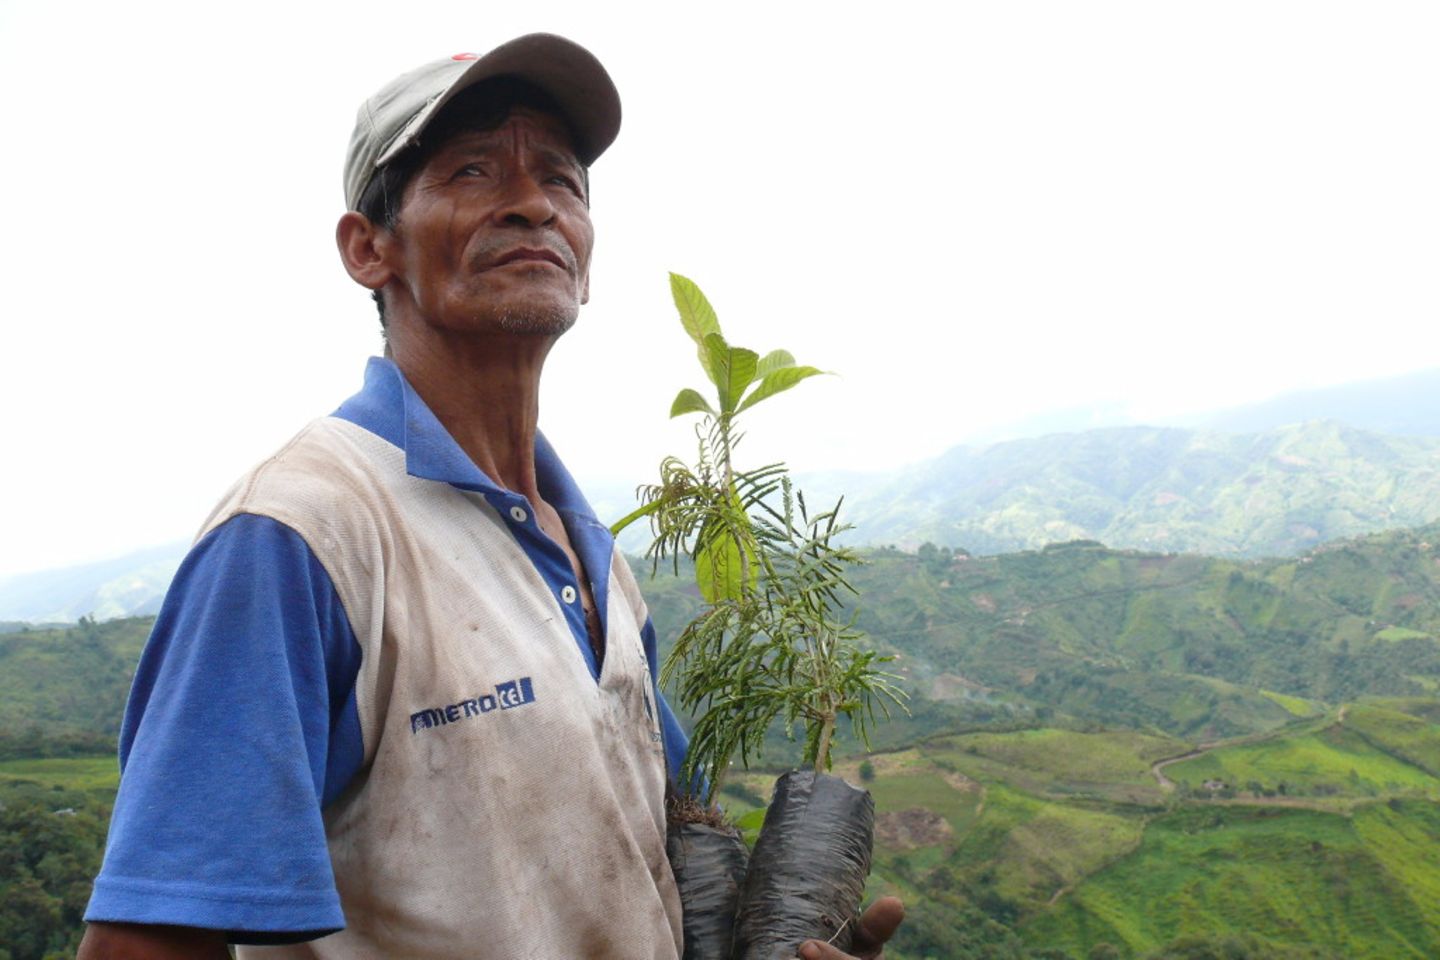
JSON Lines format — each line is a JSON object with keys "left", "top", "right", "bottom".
{"left": 1, "top": 0, "right": 1437, "bottom": 578}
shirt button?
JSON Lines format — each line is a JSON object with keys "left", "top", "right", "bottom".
{"left": 509, "top": 505, "right": 528, "bottom": 523}
{"left": 561, "top": 585, "right": 577, "bottom": 604}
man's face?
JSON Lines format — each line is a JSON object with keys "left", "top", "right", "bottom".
{"left": 380, "top": 107, "right": 594, "bottom": 338}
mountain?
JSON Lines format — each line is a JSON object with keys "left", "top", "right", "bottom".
{"left": 810, "top": 419, "right": 1440, "bottom": 557}
{"left": 0, "top": 541, "right": 185, "bottom": 624}
{"left": 607, "top": 369, "right": 1440, "bottom": 560}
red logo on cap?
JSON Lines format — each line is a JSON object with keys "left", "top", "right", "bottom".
{"left": 452, "top": 53, "right": 478, "bottom": 61}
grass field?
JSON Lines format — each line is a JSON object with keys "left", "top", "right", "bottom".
{"left": 967, "top": 783, "right": 1144, "bottom": 906}
{"left": 1372, "top": 697, "right": 1440, "bottom": 724}
{"left": 1024, "top": 802, "right": 1440, "bottom": 959}
{"left": 921, "top": 729, "right": 1181, "bottom": 806}
{"left": 1375, "top": 626, "right": 1433, "bottom": 642}
{"left": 1261, "top": 688, "right": 1325, "bottom": 717}
{"left": 1163, "top": 722, "right": 1440, "bottom": 797}
{"left": 0, "top": 755, "right": 119, "bottom": 793}
{"left": 1344, "top": 703, "right": 1440, "bottom": 776}
{"left": 868, "top": 771, "right": 980, "bottom": 834}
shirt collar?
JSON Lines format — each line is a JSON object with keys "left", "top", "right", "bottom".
{"left": 332, "top": 356, "right": 601, "bottom": 523}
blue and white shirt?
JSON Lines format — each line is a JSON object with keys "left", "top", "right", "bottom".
{"left": 87, "top": 358, "right": 688, "bottom": 959}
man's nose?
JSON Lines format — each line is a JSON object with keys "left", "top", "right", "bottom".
{"left": 495, "top": 172, "right": 556, "bottom": 227}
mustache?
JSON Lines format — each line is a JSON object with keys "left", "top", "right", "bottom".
{"left": 471, "top": 235, "right": 577, "bottom": 273}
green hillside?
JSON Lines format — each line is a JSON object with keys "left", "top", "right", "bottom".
{"left": 629, "top": 525, "right": 1440, "bottom": 957}
{"left": 0, "top": 617, "right": 151, "bottom": 759}
{"left": 633, "top": 520, "right": 1440, "bottom": 747}
{"left": 11, "top": 714, "right": 1438, "bottom": 960}
{"left": 852, "top": 703, "right": 1440, "bottom": 959}
{"left": 1029, "top": 801, "right": 1440, "bottom": 959}
{"left": 713, "top": 696, "right": 1439, "bottom": 958}
{"left": 1344, "top": 701, "right": 1440, "bottom": 775}
{"left": 829, "top": 420, "right": 1440, "bottom": 558}
{"left": 865, "top": 524, "right": 1440, "bottom": 739}
{"left": 6, "top": 518, "right": 1440, "bottom": 958}
{"left": 1163, "top": 717, "right": 1440, "bottom": 800}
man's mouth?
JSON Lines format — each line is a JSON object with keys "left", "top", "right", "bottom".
{"left": 490, "top": 248, "right": 567, "bottom": 270}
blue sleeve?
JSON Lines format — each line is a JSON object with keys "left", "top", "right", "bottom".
{"left": 85, "top": 513, "right": 365, "bottom": 943}
{"left": 639, "top": 615, "right": 690, "bottom": 786}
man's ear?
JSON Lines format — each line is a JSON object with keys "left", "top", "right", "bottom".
{"left": 336, "top": 211, "right": 395, "bottom": 292}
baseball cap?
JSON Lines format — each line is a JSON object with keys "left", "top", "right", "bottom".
{"left": 343, "top": 33, "right": 620, "bottom": 211}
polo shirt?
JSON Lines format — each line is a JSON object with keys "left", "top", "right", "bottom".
{"left": 86, "top": 357, "right": 688, "bottom": 958}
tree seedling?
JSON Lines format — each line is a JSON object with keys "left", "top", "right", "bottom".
{"left": 616, "top": 273, "right": 906, "bottom": 959}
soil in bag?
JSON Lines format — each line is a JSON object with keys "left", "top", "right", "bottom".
{"left": 731, "top": 770, "right": 875, "bottom": 960}
{"left": 667, "top": 820, "right": 751, "bottom": 960}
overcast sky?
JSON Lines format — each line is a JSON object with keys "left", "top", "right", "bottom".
{"left": 1, "top": 1, "right": 1436, "bottom": 578}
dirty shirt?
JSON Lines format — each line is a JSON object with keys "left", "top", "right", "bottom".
{"left": 85, "top": 357, "right": 688, "bottom": 959}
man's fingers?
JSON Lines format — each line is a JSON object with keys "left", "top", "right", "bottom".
{"left": 797, "top": 896, "right": 906, "bottom": 960}
{"left": 853, "top": 896, "right": 905, "bottom": 952}
{"left": 797, "top": 940, "right": 848, "bottom": 960}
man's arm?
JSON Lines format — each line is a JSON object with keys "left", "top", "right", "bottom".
{"left": 84, "top": 515, "right": 360, "bottom": 942}
{"left": 77, "top": 921, "right": 230, "bottom": 960}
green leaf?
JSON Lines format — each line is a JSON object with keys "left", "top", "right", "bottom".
{"left": 726, "top": 349, "right": 761, "bottom": 414}
{"left": 702, "top": 333, "right": 759, "bottom": 414}
{"left": 698, "top": 331, "right": 728, "bottom": 391}
{"left": 670, "top": 388, "right": 716, "bottom": 419}
{"left": 695, "top": 535, "right": 739, "bottom": 603}
{"left": 670, "top": 272, "right": 721, "bottom": 347}
{"left": 695, "top": 529, "right": 758, "bottom": 602}
{"left": 756, "top": 349, "right": 797, "bottom": 379}
{"left": 736, "top": 365, "right": 827, "bottom": 414}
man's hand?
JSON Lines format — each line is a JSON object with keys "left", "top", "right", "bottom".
{"left": 797, "top": 896, "right": 904, "bottom": 960}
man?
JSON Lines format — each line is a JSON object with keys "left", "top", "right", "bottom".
{"left": 78, "top": 34, "right": 900, "bottom": 960}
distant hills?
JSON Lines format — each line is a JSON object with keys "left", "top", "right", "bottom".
{"left": 0, "top": 540, "right": 183, "bottom": 624}
{"left": 638, "top": 519, "right": 1440, "bottom": 743}
{"left": 6, "top": 365, "right": 1440, "bottom": 623}
{"left": 807, "top": 367, "right": 1440, "bottom": 556}
{"left": 16, "top": 519, "right": 1440, "bottom": 755}
{"left": 820, "top": 419, "right": 1440, "bottom": 558}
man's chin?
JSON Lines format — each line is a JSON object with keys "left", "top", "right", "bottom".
{"left": 493, "top": 307, "right": 579, "bottom": 337}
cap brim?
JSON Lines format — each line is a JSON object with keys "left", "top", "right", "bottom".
{"left": 376, "top": 33, "right": 621, "bottom": 170}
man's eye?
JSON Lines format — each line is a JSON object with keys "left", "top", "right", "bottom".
{"left": 456, "top": 163, "right": 488, "bottom": 178}
{"left": 548, "top": 174, "right": 583, "bottom": 196}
